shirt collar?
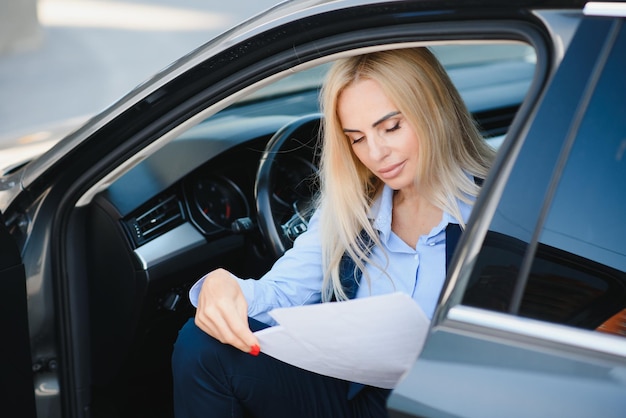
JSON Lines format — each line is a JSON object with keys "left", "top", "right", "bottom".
{"left": 369, "top": 186, "right": 393, "bottom": 241}
{"left": 369, "top": 185, "right": 474, "bottom": 243}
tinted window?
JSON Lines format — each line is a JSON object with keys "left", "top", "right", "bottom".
{"left": 463, "top": 19, "right": 626, "bottom": 334}
{"left": 522, "top": 23, "right": 626, "bottom": 329}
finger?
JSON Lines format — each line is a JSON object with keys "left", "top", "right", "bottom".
{"left": 198, "top": 298, "right": 255, "bottom": 353}
{"left": 223, "top": 309, "right": 259, "bottom": 353}
{"left": 194, "top": 268, "right": 260, "bottom": 354}
{"left": 193, "top": 310, "right": 219, "bottom": 337}
{"left": 218, "top": 299, "right": 260, "bottom": 353}
{"left": 208, "top": 310, "right": 253, "bottom": 353}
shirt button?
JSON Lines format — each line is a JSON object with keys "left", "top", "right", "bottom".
{"left": 429, "top": 242, "right": 435, "bottom": 247}
{"left": 414, "top": 254, "right": 419, "bottom": 260}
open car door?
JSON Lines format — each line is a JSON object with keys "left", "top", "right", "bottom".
{"left": 0, "top": 212, "right": 37, "bottom": 417}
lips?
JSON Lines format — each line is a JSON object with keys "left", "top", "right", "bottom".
{"left": 378, "top": 161, "right": 406, "bottom": 180}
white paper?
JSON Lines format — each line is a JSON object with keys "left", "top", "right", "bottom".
{"left": 253, "top": 292, "right": 430, "bottom": 389}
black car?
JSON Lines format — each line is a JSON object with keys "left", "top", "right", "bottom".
{"left": 1, "top": 1, "right": 625, "bottom": 417}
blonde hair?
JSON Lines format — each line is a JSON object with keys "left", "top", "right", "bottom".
{"left": 317, "top": 47, "right": 495, "bottom": 301}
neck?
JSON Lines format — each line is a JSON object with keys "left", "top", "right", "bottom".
{"left": 393, "top": 185, "right": 427, "bottom": 209}
{"left": 392, "top": 188, "right": 443, "bottom": 246}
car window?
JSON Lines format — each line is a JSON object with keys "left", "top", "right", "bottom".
{"left": 462, "top": 20, "right": 626, "bottom": 337}
{"left": 238, "top": 43, "right": 534, "bottom": 116}
{"left": 522, "top": 25, "right": 626, "bottom": 333}
{"left": 206, "top": 42, "right": 535, "bottom": 149}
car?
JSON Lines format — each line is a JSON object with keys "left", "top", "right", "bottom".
{"left": 1, "top": 0, "right": 625, "bottom": 417}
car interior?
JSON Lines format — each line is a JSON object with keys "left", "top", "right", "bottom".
{"left": 29, "top": 27, "right": 623, "bottom": 415}
{"left": 63, "top": 40, "right": 536, "bottom": 417}
{"left": 44, "top": 26, "right": 626, "bottom": 415}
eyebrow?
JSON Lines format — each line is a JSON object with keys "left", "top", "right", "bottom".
{"left": 342, "top": 111, "right": 401, "bottom": 133}
{"left": 372, "top": 111, "right": 401, "bottom": 128}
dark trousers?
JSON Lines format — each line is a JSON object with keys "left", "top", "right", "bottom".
{"left": 171, "top": 317, "right": 390, "bottom": 418}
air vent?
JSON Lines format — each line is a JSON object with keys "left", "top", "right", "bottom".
{"left": 125, "top": 194, "right": 185, "bottom": 246}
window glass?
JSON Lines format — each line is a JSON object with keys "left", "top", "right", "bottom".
{"left": 240, "top": 43, "right": 534, "bottom": 107}
{"left": 463, "top": 21, "right": 626, "bottom": 336}
{"left": 536, "top": 39, "right": 626, "bottom": 272}
{"left": 461, "top": 22, "right": 610, "bottom": 314}
{"left": 521, "top": 27, "right": 626, "bottom": 331}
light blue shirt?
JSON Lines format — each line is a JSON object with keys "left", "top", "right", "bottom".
{"left": 189, "top": 185, "right": 473, "bottom": 325}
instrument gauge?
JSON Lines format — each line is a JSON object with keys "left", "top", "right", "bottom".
{"left": 192, "top": 177, "right": 248, "bottom": 230}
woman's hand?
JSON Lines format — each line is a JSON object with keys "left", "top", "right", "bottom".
{"left": 194, "top": 268, "right": 260, "bottom": 354}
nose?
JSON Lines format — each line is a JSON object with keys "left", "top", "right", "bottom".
{"left": 368, "top": 133, "right": 390, "bottom": 161}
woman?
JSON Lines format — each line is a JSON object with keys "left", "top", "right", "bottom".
{"left": 172, "top": 47, "right": 495, "bottom": 417}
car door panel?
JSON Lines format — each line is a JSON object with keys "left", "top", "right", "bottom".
{"left": 0, "top": 213, "right": 37, "bottom": 417}
{"left": 390, "top": 326, "right": 626, "bottom": 418}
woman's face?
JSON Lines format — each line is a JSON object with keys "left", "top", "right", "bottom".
{"left": 338, "top": 78, "right": 421, "bottom": 192}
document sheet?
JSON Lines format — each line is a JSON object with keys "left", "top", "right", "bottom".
{"left": 253, "top": 292, "right": 430, "bottom": 389}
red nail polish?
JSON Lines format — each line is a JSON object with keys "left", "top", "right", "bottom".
{"left": 249, "top": 344, "right": 260, "bottom": 356}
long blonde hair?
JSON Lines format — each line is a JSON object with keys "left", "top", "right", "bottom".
{"left": 317, "top": 47, "right": 495, "bottom": 301}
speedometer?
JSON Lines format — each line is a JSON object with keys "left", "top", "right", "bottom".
{"left": 272, "top": 155, "right": 318, "bottom": 208}
{"left": 192, "top": 177, "right": 248, "bottom": 230}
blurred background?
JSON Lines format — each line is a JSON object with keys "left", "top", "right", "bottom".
{"left": 0, "top": 0, "right": 279, "bottom": 145}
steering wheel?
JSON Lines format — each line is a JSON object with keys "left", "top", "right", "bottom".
{"left": 255, "top": 114, "right": 322, "bottom": 259}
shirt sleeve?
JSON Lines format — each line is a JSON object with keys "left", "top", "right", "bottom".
{"left": 188, "top": 209, "right": 324, "bottom": 325}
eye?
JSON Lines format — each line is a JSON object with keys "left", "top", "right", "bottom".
{"left": 385, "top": 120, "right": 401, "bottom": 133}
{"left": 351, "top": 136, "right": 365, "bottom": 145}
